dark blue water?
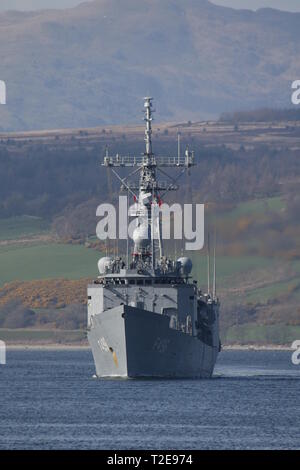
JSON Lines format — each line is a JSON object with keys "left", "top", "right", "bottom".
{"left": 0, "top": 349, "right": 299, "bottom": 449}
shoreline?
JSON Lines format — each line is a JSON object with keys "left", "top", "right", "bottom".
{"left": 5, "top": 343, "right": 292, "bottom": 351}
{"left": 5, "top": 342, "right": 90, "bottom": 350}
{"left": 222, "top": 344, "right": 292, "bottom": 351}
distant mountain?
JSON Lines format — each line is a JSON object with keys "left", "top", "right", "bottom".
{"left": 0, "top": 0, "right": 299, "bottom": 131}
{"left": 220, "top": 108, "right": 300, "bottom": 122}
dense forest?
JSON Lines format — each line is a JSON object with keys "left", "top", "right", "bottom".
{"left": 1, "top": 135, "right": 299, "bottom": 229}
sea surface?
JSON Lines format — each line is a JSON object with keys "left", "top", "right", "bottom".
{"left": 0, "top": 349, "right": 299, "bottom": 450}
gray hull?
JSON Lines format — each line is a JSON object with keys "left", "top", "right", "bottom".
{"left": 88, "top": 305, "right": 219, "bottom": 378}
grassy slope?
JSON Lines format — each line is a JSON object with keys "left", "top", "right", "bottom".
{"left": 0, "top": 328, "right": 86, "bottom": 344}
{"left": 0, "top": 242, "right": 277, "bottom": 291}
{"left": 191, "top": 254, "right": 276, "bottom": 287}
{"left": 223, "top": 324, "right": 300, "bottom": 346}
{"left": 0, "top": 216, "right": 50, "bottom": 241}
{"left": 0, "top": 243, "right": 99, "bottom": 286}
{"left": 0, "top": 196, "right": 298, "bottom": 344}
{"left": 227, "top": 196, "right": 285, "bottom": 220}
{"left": 0, "top": 197, "right": 292, "bottom": 299}
{"left": 244, "top": 279, "right": 299, "bottom": 304}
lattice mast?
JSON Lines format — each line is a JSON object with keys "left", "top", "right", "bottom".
{"left": 103, "top": 97, "right": 195, "bottom": 271}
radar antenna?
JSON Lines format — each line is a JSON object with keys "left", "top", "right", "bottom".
{"left": 102, "top": 97, "right": 196, "bottom": 273}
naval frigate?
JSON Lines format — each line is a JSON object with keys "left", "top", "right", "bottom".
{"left": 87, "top": 98, "right": 220, "bottom": 378}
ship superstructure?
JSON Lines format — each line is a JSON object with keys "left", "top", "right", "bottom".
{"left": 87, "top": 98, "right": 220, "bottom": 378}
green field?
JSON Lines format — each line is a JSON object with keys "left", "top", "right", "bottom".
{"left": 0, "top": 328, "right": 86, "bottom": 344}
{"left": 0, "top": 203, "right": 298, "bottom": 346}
{"left": 0, "top": 205, "right": 295, "bottom": 310}
{"left": 245, "top": 279, "right": 300, "bottom": 304}
{"left": 222, "top": 196, "right": 285, "bottom": 221}
{"left": 191, "top": 253, "right": 276, "bottom": 285}
{"left": 202, "top": 196, "right": 286, "bottom": 234}
{"left": 222, "top": 324, "right": 300, "bottom": 345}
{"left": 0, "top": 239, "right": 278, "bottom": 289}
{"left": 0, "top": 243, "right": 100, "bottom": 286}
{"left": 292, "top": 259, "right": 300, "bottom": 275}
{"left": 0, "top": 237, "right": 290, "bottom": 305}
{"left": 0, "top": 216, "right": 50, "bottom": 240}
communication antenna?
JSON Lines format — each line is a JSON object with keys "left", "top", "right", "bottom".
{"left": 177, "top": 129, "right": 181, "bottom": 165}
{"left": 126, "top": 187, "right": 129, "bottom": 269}
{"left": 207, "top": 232, "right": 211, "bottom": 296}
{"left": 213, "top": 228, "right": 217, "bottom": 300}
{"left": 0, "top": 80, "right": 6, "bottom": 105}
{"left": 105, "top": 145, "right": 114, "bottom": 257}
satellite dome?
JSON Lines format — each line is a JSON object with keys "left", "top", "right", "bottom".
{"left": 133, "top": 223, "right": 149, "bottom": 250}
{"left": 177, "top": 257, "right": 193, "bottom": 276}
{"left": 98, "top": 257, "right": 112, "bottom": 275}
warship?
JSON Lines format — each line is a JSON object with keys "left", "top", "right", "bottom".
{"left": 87, "top": 98, "right": 220, "bottom": 378}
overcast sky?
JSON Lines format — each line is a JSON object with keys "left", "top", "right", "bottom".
{"left": 0, "top": 0, "right": 300, "bottom": 12}
{"left": 0, "top": 0, "right": 85, "bottom": 11}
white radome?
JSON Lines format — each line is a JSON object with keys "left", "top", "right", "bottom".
{"left": 177, "top": 257, "right": 193, "bottom": 275}
{"left": 98, "top": 256, "right": 112, "bottom": 275}
{"left": 133, "top": 223, "right": 149, "bottom": 250}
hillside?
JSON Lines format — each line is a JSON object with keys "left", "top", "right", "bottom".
{"left": 0, "top": 0, "right": 300, "bottom": 130}
{"left": 0, "top": 192, "right": 300, "bottom": 345}
{"left": 0, "top": 115, "right": 300, "bottom": 345}
{"left": 1, "top": 117, "right": 300, "bottom": 223}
